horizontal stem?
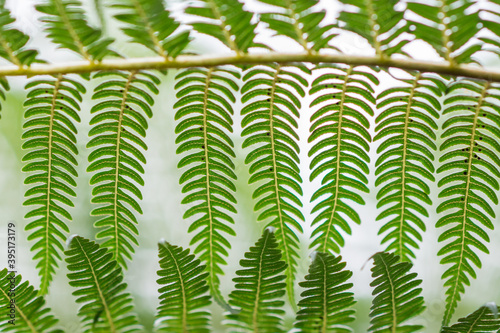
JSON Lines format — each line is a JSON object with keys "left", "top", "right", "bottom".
{"left": 1, "top": 52, "right": 500, "bottom": 82}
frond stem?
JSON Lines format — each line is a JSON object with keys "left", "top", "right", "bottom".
{"left": 0, "top": 33, "right": 22, "bottom": 67}
{"left": 131, "top": 0, "right": 167, "bottom": 58}
{"left": 53, "top": 0, "right": 91, "bottom": 60}
{"left": 0, "top": 280, "right": 39, "bottom": 333}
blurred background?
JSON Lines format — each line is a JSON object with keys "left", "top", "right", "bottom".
{"left": 1, "top": 0, "right": 500, "bottom": 331}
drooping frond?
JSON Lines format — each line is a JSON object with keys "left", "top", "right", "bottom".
{"left": 241, "top": 63, "right": 308, "bottom": 304}
{"left": 185, "top": 0, "right": 259, "bottom": 53}
{"left": 87, "top": 70, "right": 159, "bottom": 268}
{"left": 65, "top": 236, "right": 141, "bottom": 333}
{"left": 374, "top": 73, "right": 444, "bottom": 262}
{"left": 174, "top": 66, "right": 239, "bottom": 309}
{"left": 22, "top": 74, "right": 84, "bottom": 295}
{"left": 257, "top": 0, "right": 336, "bottom": 52}
{"left": 437, "top": 80, "right": 500, "bottom": 326}
{"left": 309, "top": 64, "right": 377, "bottom": 254}
{"left": 155, "top": 241, "right": 211, "bottom": 332}
{"left": 406, "top": 0, "right": 480, "bottom": 64}
{"left": 110, "top": 0, "right": 190, "bottom": 58}
{"left": 442, "top": 303, "right": 500, "bottom": 333}
{"left": 226, "top": 228, "right": 287, "bottom": 333}
{"left": 368, "top": 252, "right": 425, "bottom": 333}
{"left": 36, "top": 0, "right": 116, "bottom": 60}
{"left": 337, "top": 0, "right": 407, "bottom": 57}
{"left": 294, "top": 252, "right": 356, "bottom": 333}
{"left": 0, "top": 269, "right": 61, "bottom": 333}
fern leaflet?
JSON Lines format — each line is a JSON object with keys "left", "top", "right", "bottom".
{"left": 442, "top": 303, "right": 500, "bottom": 333}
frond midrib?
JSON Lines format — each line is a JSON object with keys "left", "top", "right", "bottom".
{"left": 0, "top": 282, "right": 39, "bottom": 333}
{"left": 53, "top": 0, "right": 91, "bottom": 60}
{"left": 130, "top": 0, "right": 167, "bottom": 58}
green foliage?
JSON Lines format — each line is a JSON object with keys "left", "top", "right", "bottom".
{"left": 0, "top": 269, "right": 61, "bottom": 332}
{"left": 294, "top": 252, "right": 356, "bottom": 332}
{"left": 65, "top": 236, "right": 141, "bottom": 333}
{"left": 155, "top": 241, "right": 211, "bottom": 332}
{"left": 226, "top": 228, "right": 287, "bottom": 333}
{"left": 369, "top": 252, "right": 425, "bottom": 333}
{"left": 442, "top": 303, "right": 500, "bottom": 333}
{"left": 0, "top": 7, "right": 39, "bottom": 66}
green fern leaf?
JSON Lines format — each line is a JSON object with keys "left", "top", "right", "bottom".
{"left": 442, "top": 303, "right": 500, "bottom": 333}
{"left": 241, "top": 63, "right": 308, "bottom": 305}
{"left": 437, "top": 80, "right": 500, "bottom": 326}
{"left": 0, "top": 76, "right": 9, "bottom": 118}
{"left": 185, "top": 0, "right": 259, "bottom": 53}
{"left": 369, "top": 252, "right": 425, "bottom": 333}
{"left": 406, "top": 0, "right": 480, "bottom": 64}
{"left": 110, "top": 0, "right": 190, "bottom": 58}
{"left": 87, "top": 70, "right": 159, "bottom": 268}
{"left": 480, "top": 1, "right": 500, "bottom": 58}
{"left": 36, "top": 0, "right": 116, "bottom": 60}
{"left": 0, "top": 269, "right": 62, "bottom": 332}
{"left": 294, "top": 252, "right": 356, "bottom": 333}
{"left": 375, "top": 72, "right": 444, "bottom": 261}
{"left": 174, "top": 66, "right": 239, "bottom": 310}
{"left": 65, "top": 236, "right": 141, "bottom": 333}
{"left": 338, "top": 0, "right": 406, "bottom": 57}
{"left": 22, "top": 74, "right": 84, "bottom": 295}
{"left": 309, "top": 64, "right": 377, "bottom": 254}
{"left": 226, "top": 228, "right": 287, "bottom": 333}
{"left": 155, "top": 240, "right": 211, "bottom": 332}
{"left": 257, "top": 0, "right": 336, "bottom": 52}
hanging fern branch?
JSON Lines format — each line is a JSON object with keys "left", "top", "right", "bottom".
{"left": 369, "top": 252, "right": 425, "bottom": 333}
{"left": 23, "top": 74, "right": 84, "bottom": 295}
{"left": 375, "top": 72, "right": 444, "bottom": 262}
{"left": 87, "top": 70, "right": 159, "bottom": 268}
{"left": 226, "top": 228, "right": 287, "bottom": 332}
{"left": 174, "top": 66, "right": 239, "bottom": 310}
{"left": 155, "top": 241, "right": 211, "bottom": 332}
{"left": 294, "top": 252, "right": 356, "bottom": 332}
{"left": 0, "top": 269, "right": 61, "bottom": 332}
{"left": 309, "top": 64, "right": 377, "bottom": 254}
{"left": 442, "top": 303, "right": 500, "bottom": 333}
{"left": 437, "top": 80, "right": 500, "bottom": 326}
{"left": 241, "top": 63, "right": 308, "bottom": 305}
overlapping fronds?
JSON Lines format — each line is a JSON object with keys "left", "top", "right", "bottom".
{"left": 226, "top": 228, "right": 287, "bottom": 333}
{"left": 375, "top": 73, "right": 444, "bottom": 262}
{"left": 437, "top": 80, "right": 500, "bottom": 326}
{"left": 174, "top": 66, "right": 239, "bottom": 309}
{"left": 241, "top": 63, "right": 308, "bottom": 304}
{"left": 185, "top": 0, "right": 259, "bottom": 53}
{"left": 442, "top": 303, "right": 500, "bottom": 333}
{"left": 87, "top": 70, "right": 159, "bottom": 268}
{"left": 294, "top": 252, "right": 356, "bottom": 333}
{"left": 36, "top": 0, "right": 115, "bottom": 60}
{"left": 257, "top": 0, "right": 335, "bottom": 52}
{"left": 406, "top": 0, "right": 480, "bottom": 64}
{"left": 65, "top": 236, "right": 141, "bottom": 333}
{"left": 0, "top": 7, "right": 39, "bottom": 66}
{"left": 338, "top": 0, "right": 406, "bottom": 57}
{"left": 110, "top": 0, "right": 190, "bottom": 58}
{"left": 22, "top": 74, "right": 84, "bottom": 295}
{"left": 155, "top": 241, "right": 211, "bottom": 332}
{"left": 0, "top": 269, "right": 61, "bottom": 332}
{"left": 368, "top": 252, "right": 425, "bottom": 333}
{"left": 309, "top": 64, "right": 377, "bottom": 254}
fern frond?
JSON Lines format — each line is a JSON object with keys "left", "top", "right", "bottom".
{"left": 0, "top": 76, "right": 8, "bottom": 118}
{"left": 437, "top": 80, "right": 500, "bottom": 326}
{"left": 442, "top": 303, "right": 500, "bottom": 333}
{"left": 257, "top": 0, "right": 336, "bottom": 52}
{"left": 309, "top": 64, "right": 377, "bottom": 254}
{"left": 338, "top": 0, "right": 406, "bottom": 57}
{"left": 87, "top": 70, "right": 159, "bottom": 268}
{"left": 241, "top": 63, "right": 308, "bottom": 305}
{"left": 65, "top": 236, "right": 141, "bottom": 333}
{"left": 0, "top": 269, "right": 62, "bottom": 332}
{"left": 480, "top": 0, "right": 500, "bottom": 58}
{"left": 294, "top": 252, "right": 356, "bottom": 333}
{"left": 406, "top": 0, "right": 480, "bottom": 64}
{"left": 110, "top": 0, "right": 190, "bottom": 58}
{"left": 0, "top": 7, "right": 39, "bottom": 66}
{"left": 22, "top": 74, "right": 84, "bottom": 294}
{"left": 226, "top": 228, "right": 287, "bottom": 333}
{"left": 174, "top": 66, "right": 239, "bottom": 309}
{"left": 369, "top": 252, "right": 425, "bottom": 333}
{"left": 185, "top": 0, "right": 259, "bottom": 53}
{"left": 155, "top": 240, "right": 211, "bottom": 332}
{"left": 375, "top": 72, "right": 444, "bottom": 262}
{"left": 36, "top": 0, "right": 116, "bottom": 60}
